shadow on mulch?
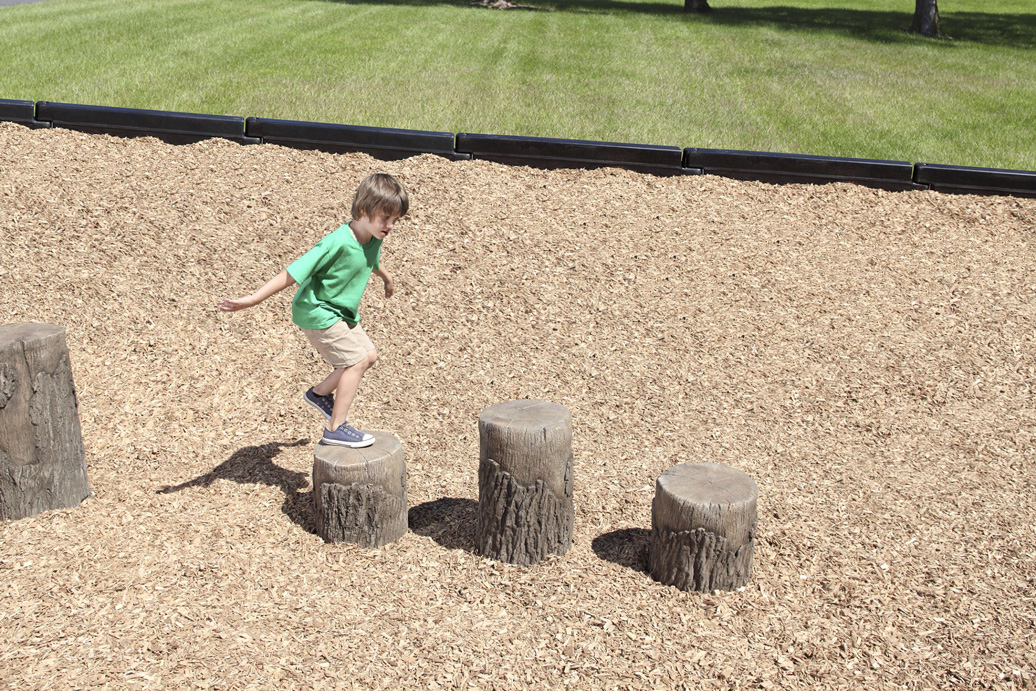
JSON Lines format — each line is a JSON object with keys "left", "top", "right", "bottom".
{"left": 157, "top": 439, "right": 316, "bottom": 533}
{"left": 408, "top": 497, "right": 478, "bottom": 554}
{"left": 592, "top": 528, "right": 650, "bottom": 573}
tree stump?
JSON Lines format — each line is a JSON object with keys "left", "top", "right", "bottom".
{"left": 649, "top": 463, "right": 757, "bottom": 592}
{"left": 0, "top": 323, "right": 89, "bottom": 521}
{"left": 312, "top": 432, "right": 407, "bottom": 547}
{"left": 477, "top": 400, "right": 574, "bottom": 566}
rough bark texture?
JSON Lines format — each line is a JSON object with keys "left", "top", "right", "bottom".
{"left": 648, "top": 462, "right": 757, "bottom": 592}
{"left": 312, "top": 431, "right": 407, "bottom": 547}
{"left": 319, "top": 481, "right": 406, "bottom": 547}
{"left": 910, "top": 0, "right": 943, "bottom": 37}
{"left": 684, "top": 0, "right": 712, "bottom": 12}
{"left": 477, "top": 400, "right": 574, "bottom": 566}
{"left": 478, "top": 457, "right": 573, "bottom": 565}
{"left": 0, "top": 323, "right": 89, "bottom": 521}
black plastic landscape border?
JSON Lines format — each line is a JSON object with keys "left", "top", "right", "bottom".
{"left": 3, "top": 99, "right": 1035, "bottom": 198}
{"left": 34, "top": 101, "right": 258, "bottom": 145}
{"left": 683, "top": 148, "right": 925, "bottom": 191}
{"left": 245, "top": 117, "right": 468, "bottom": 161}
{"left": 0, "top": 98, "right": 49, "bottom": 129}
{"left": 456, "top": 132, "right": 690, "bottom": 176}
{"left": 915, "top": 163, "right": 1036, "bottom": 198}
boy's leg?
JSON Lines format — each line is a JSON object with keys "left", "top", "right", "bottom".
{"left": 312, "top": 368, "right": 343, "bottom": 398}
{"left": 328, "top": 350, "right": 375, "bottom": 430}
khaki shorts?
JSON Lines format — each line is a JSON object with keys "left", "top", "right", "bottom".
{"left": 301, "top": 320, "right": 375, "bottom": 368}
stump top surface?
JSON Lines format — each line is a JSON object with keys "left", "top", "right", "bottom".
{"left": 657, "top": 463, "right": 757, "bottom": 505}
{"left": 313, "top": 431, "right": 401, "bottom": 467}
{"left": 0, "top": 322, "right": 64, "bottom": 345}
{"left": 479, "top": 400, "right": 571, "bottom": 429}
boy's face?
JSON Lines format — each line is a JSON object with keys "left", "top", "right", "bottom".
{"left": 363, "top": 212, "right": 400, "bottom": 240}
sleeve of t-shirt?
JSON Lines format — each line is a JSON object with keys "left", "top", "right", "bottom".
{"left": 286, "top": 236, "right": 332, "bottom": 285}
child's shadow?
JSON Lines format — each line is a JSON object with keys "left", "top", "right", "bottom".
{"left": 157, "top": 439, "right": 314, "bottom": 533}
{"left": 408, "top": 497, "right": 478, "bottom": 553}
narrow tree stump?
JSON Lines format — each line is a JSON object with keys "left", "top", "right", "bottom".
{"left": 312, "top": 432, "right": 407, "bottom": 547}
{"left": 0, "top": 323, "right": 89, "bottom": 521}
{"left": 649, "top": 463, "right": 757, "bottom": 592}
{"left": 477, "top": 400, "right": 574, "bottom": 566}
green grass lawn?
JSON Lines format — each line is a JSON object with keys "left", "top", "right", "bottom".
{"left": 1, "top": 0, "right": 1034, "bottom": 169}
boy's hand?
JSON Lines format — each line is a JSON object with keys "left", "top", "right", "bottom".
{"left": 381, "top": 273, "right": 395, "bottom": 299}
{"left": 218, "top": 295, "right": 257, "bottom": 312}
{"left": 217, "top": 270, "right": 296, "bottom": 313}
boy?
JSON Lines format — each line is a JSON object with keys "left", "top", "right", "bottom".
{"left": 218, "top": 173, "right": 408, "bottom": 448}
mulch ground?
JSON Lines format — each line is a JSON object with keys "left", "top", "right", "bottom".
{"left": 1, "top": 121, "right": 1035, "bottom": 690}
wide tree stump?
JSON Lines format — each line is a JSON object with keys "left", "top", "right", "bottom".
{"left": 0, "top": 323, "right": 89, "bottom": 521}
{"left": 649, "top": 463, "right": 757, "bottom": 592}
{"left": 312, "top": 432, "right": 407, "bottom": 547}
{"left": 477, "top": 400, "right": 574, "bottom": 566}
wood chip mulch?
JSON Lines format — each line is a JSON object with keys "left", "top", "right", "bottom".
{"left": 2, "top": 121, "right": 1035, "bottom": 690}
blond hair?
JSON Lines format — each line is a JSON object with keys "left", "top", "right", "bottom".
{"left": 351, "top": 173, "right": 409, "bottom": 220}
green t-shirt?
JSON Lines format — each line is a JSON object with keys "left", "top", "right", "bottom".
{"left": 286, "top": 223, "right": 382, "bottom": 329}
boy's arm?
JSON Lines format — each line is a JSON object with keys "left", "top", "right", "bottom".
{"left": 373, "top": 266, "right": 394, "bottom": 298}
{"left": 218, "top": 269, "right": 297, "bottom": 312}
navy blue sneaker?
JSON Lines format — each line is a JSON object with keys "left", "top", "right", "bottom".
{"left": 304, "top": 388, "right": 335, "bottom": 421}
{"left": 321, "top": 422, "right": 375, "bottom": 448}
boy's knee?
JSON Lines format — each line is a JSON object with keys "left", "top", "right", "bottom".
{"left": 346, "top": 350, "right": 376, "bottom": 371}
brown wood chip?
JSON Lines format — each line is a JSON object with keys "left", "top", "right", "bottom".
{"left": 2, "top": 122, "right": 1035, "bottom": 689}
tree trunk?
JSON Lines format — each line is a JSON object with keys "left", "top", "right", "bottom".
{"left": 684, "top": 0, "right": 711, "bottom": 13}
{"left": 0, "top": 323, "right": 89, "bottom": 521}
{"left": 910, "top": 0, "right": 943, "bottom": 38}
{"left": 312, "top": 432, "right": 407, "bottom": 547}
{"left": 477, "top": 400, "right": 574, "bottom": 566}
{"left": 648, "top": 463, "right": 757, "bottom": 592}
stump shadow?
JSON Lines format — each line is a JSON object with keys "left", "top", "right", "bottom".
{"left": 157, "top": 439, "right": 315, "bottom": 533}
{"left": 408, "top": 497, "right": 479, "bottom": 554}
{"left": 592, "top": 528, "right": 651, "bottom": 573}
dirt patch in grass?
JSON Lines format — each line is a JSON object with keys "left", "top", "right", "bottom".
{"left": 2, "top": 121, "right": 1035, "bottom": 689}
